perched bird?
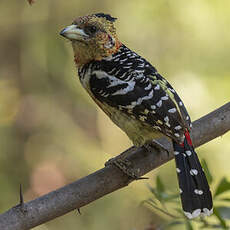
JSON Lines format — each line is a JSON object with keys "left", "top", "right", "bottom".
{"left": 60, "top": 13, "right": 213, "bottom": 219}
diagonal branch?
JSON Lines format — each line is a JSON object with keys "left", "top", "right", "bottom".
{"left": 0, "top": 102, "right": 230, "bottom": 230}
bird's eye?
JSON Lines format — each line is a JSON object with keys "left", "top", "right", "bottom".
{"left": 85, "top": 25, "right": 98, "bottom": 35}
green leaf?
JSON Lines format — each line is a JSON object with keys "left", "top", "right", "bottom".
{"left": 174, "top": 208, "right": 184, "bottom": 216}
{"left": 156, "top": 175, "right": 165, "bottom": 194}
{"left": 147, "top": 198, "right": 157, "bottom": 205}
{"left": 185, "top": 220, "right": 193, "bottom": 230}
{"left": 214, "top": 177, "right": 230, "bottom": 197}
{"left": 145, "top": 201, "right": 178, "bottom": 218}
{"left": 162, "top": 193, "right": 180, "bottom": 202}
{"left": 147, "top": 184, "right": 162, "bottom": 202}
{"left": 216, "top": 206, "right": 230, "bottom": 220}
{"left": 201, "top": 159, "right": 213, "bottom": 184}
{"left": 140, "top": 198, "right": 157, "bottom": 208}
{"left": 213, "top": 207, "right": 228, "bottom": 229}
{"left": 163, "top": 221, "right": 183, "bottom": 229}
{"left": 220, "top": 198, "right": 230, "bottom": 202}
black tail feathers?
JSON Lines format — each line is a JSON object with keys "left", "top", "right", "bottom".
{"left": 173, "top": 132, "right": 213, "bottom": 219}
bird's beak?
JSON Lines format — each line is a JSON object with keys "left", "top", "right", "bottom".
{"left": 60, "top": 25, "right": 88, "bottom": 41}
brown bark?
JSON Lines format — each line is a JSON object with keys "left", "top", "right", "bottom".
{"left": 0, "top": 102, "right": 230, "bottom": 230}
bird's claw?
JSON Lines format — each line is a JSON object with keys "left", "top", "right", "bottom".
{"left": 143, "top": 140, "right": 170, "bottom": 157}
{"left": 105, "top": 157, "right": 148, "bottom": 180}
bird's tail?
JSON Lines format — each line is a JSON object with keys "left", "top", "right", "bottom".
{"left": 173, "top": 130, "right": 213, "bottom": 219}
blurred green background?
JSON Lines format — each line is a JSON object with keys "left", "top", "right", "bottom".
{"left": 0, "top": 0, "right": 230, "bottom": 229}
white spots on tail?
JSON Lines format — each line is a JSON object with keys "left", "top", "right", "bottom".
{"left": 179, "top": 101, "right": 183, "bottom": 106}
{"left": 174, "top": 151, "right": 179, "bottom": 155}
{"left": 176, "top": 168, "right": 181, "bottom": 173}
{"left": 190, "top": 169, "right": 198, "bottom": 176}
{"left": 194, "top": 189, "right": 203, "bottom": 195}
{"left": 202, "top": 208, "right": 213, "bottom": 217}
{"left": 179, "top": 188, "right": 183, "bottom": 194}
{"left": 184, "top": 209, "right": 201, "bottom": 219}
{"left": 186, "top": 150, "right": 192, "bottom": 156}
{"left": 186, "top": 116, "right": 190, "bottom": 120}
{"left": 151, "top": 105, "right": 156, "bottom": 110}
{"left": 185, "top": 208, "right": 213, "bottom": 219}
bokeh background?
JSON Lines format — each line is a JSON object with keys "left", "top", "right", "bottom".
{"left": 0, "top": 0, "right": 230, "bottom": 229}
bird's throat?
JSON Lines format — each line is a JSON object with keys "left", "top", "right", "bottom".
{"left": 72, "top": 40, "right": 122, "bottom": 68}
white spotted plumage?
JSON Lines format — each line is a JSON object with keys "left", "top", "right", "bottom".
{"left": 194, "top": 189, "right": 204, "bottom": 195}
{"left": 190, "top": 169, "right": 198, "bottom": 175}
{"left": 75, "top": 33, "right": 212, "bottom": 219}
{"left": 168, "top": 108, "right": 177, "bottom": 113}
{"left": 62, "top": 13, "right": 212, "bottom": 220}
{"left": 186, "top": 150, "right": 192, "bottom": 156}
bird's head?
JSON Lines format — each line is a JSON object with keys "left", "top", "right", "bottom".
{"left": 60, "top": 13, "right": 121, "bottom": 67}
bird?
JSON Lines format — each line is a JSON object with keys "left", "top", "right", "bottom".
{"left": 60, "top": 13, "right": 213, "bottom": 219}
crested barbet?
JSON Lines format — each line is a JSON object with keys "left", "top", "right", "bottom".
{"left": 60, "top": 13, "right": 213, "bottom": 219}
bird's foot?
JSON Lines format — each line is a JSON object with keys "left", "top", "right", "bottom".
{"left": 143, "top": 140, "right": 169, "bottom": 157}
{"left": 105, "top": 157, "right": 148, "bottom": 180}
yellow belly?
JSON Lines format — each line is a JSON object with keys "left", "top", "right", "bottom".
{"left": 99, "top": 103, "right": 163, "bottom": 147}
{"left": 83, "top": 86, "right": 163, "bottom": 146}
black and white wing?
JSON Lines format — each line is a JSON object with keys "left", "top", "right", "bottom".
{"left": 85, "top": 46, "right": 191, "bottom": 143}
